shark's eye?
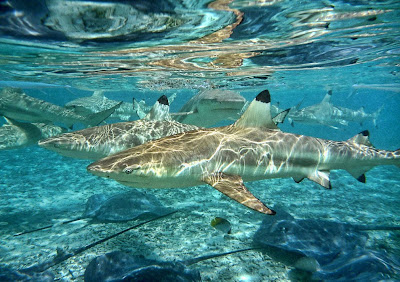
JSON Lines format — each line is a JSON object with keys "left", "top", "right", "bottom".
{"left": 123, "top": 165, "right": 141, "bottom": 174}
{"left": 124, "top": 168, "right": 133, "bottom": 174}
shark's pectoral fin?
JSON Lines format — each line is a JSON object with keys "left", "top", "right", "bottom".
{"left": 170, "top": 111, "right": 195, "bottom": 117}
{"left": 203, "top": 172, "right": 275, "bottom": 215}
{"left": 87, "top": 102, "right": 122, "bottom": 126}
{"left": 307, "top": 170, "right": 331, "bottom": 189}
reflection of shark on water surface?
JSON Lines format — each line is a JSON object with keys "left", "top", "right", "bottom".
{"left": 0, "top": 117, "right": 66, "bottom": 150}
{"left": 0, "top": 88, "right": 121, "bottom": 128}
{"left": 287, "top": 90, "right": 383, "bottom": 128}
{"left": 172, "top": 89, "right": 247, "bottom": 127}
{"left": 39, "top": 95, "right": 199, "bottom": 160}
{"left": 87, "top": 90, "right": 400, "bottom": 215}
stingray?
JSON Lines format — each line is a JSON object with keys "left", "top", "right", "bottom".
{"left": 84, "top": 251, "right": 201, "bottom": 282}
{"left": 7, "top": 210, "right": 256, "bottom": 281}
{"left": 253, "top": 206, "right": 400, "bottom": 280}
{"left": 3, "top": 211, "right": 177, "bottom": 280}
{"left": 84, "top": 247, "right": 260, "bottom": 282}
{"left": 14, "top": 190, "right": 173, "bottom": 236}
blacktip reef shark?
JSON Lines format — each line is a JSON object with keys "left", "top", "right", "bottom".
{"left": 39, "top": 95, "right": 199, "bottom": 160}
{"left": 172, "top": 89, "right": 247, "bottom": 127}
{"left": 0, "top": 117, "right": 66, "bottom": 150}
{"left": 66, "top": 90, "right": 177, "bottom": 121}
{"left": 0, "top": 88, "right": 121, "bottom": 128}
{"left": 287, "top": 90, "right": 383, "bottom": 128}
{"left": 87, "top": 89, "right": 400, "bottom": 215}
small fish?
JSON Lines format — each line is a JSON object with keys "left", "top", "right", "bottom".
{"left": 211, "top": 217, "right": 232, "bottom": 234}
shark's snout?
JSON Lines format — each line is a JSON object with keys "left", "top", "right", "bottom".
{"left": 38, "top": 137, "right": 67, "bottom": 149}
{"left": 38, "top": 138, "right": 54, "bottom": 148}
{"left": 87, "top": 163, "right": 109, "bottom": 177}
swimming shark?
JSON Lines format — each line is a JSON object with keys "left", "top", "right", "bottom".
{"left": 171, "top": 89, "right": 247, "bottom": 127}
{"left": 87, "top": 89, "right": 400, "bottom": 215}
{"left": 0, "top": 117, "right": 67, "bottom": 150}
{"left": 0, "top": 87, "right": 121, "bottom": 128}
{"left": 39, "top": 95, "right": 199, "bottom": 160}
{"left": 287, "top": 90, "right": 383, "bottom": 128}
{"left": 66, "top": 90, "right": 177, "bottom": 121}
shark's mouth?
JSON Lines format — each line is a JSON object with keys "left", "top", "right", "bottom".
{"left": 116, "top": 179, "right": 143, "bottom": 188}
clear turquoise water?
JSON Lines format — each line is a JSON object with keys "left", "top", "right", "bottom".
{"left": 0, "top": 0, "right": 399, "bottom": 281}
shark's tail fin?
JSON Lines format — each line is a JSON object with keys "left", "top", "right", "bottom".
{"left": 86, "top": 102, "right": 122, "bottom": 126}
{"left": 372, "top": 105, "right": 384, "bottom": 127}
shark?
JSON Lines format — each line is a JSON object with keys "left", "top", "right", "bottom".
{"left": 0, "top": 87, "right": 121, "bottom": 128}
{"left": 66, "top": 90, "right": 177, "bottom": 121}
{"left": 39, "top": 95, "right": 199, "bottom": 160}
{"left": 171, "top": 89, "right": 247, "bottom": 127}
{"left": 287, "top": 90, "right": 383, "bottom": 128}
{"left": 0, "top": 117, "right": 67, "bottom": 150}
{"left": 87, "top": 89, "right": 400, "bottom": 215}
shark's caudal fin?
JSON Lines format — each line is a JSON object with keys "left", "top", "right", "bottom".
{"left": 86, "top": 101, "right": 122, "bottom": 127}
{"left": 143, "top": 95, "right": 171, "bottom": 121}
{"left": 346, "top": 130, "right": 374, "bottom": 182}
{"left": 233, "top": 90, "right": 278, "bottom": 130}
{"left": 373, "top": 105, "right": 384, "bottom": 127}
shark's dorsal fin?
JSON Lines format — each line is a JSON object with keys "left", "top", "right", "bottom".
{"left": 347, "top": 130, "right": 374, "bottom": 147}
{"left": 92, "top": 90, "right": 104, "bottom": 98}
{"left": 143, "top": 95, "right": 171, "bottom": 121}
{"left": 233, "top": 90, "right": 278, "bottom": 129}
{"left": 321, "top": 90, "right": 332, "bottom": 104}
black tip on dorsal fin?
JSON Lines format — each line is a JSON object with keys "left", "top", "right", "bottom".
{"left": 255, "top": 90, "right": 270, "bottom": 103}
{"left": 157, "top": 95, "right": 169, "bottom": 106}
{"left": 328, "top": 90, "right": 332, "bottom": 95}
{"left": 360, "top": 130, "right": 369, "bottom": 137}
